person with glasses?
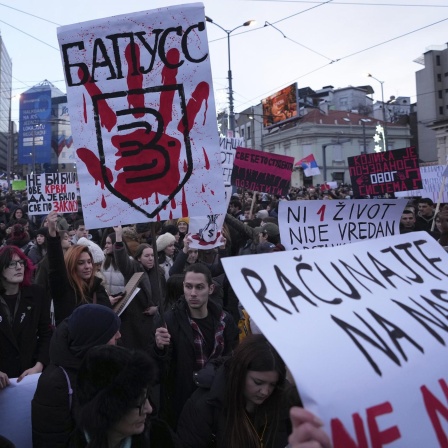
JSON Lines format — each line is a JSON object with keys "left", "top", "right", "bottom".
{"left": 68, "top": 345, "right": 180, "bottom": 448}
{"left": 0, "top": 245, "right": 51, "bottom": 388}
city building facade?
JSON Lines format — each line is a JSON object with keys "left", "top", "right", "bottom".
{"left": 415, "top": 43, "right": 448, "bottom": 163}
{"left": 0, "top": 34, "right": 12, "bottom": 174}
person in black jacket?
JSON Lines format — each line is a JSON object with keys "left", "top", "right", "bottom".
{"left": 0, "top": 245, "right": 51, "bottom": 387}
{"left": 67, "top": 344, "right": 181, "bottom": 448}
{"left": 46, "top": 211, "right": 111, "bottom": 325}
{"left": 178, "top": 334, "right": 308, "bottom": 448}
{"left": 31, "top": 304, "right": 121, "bottom": 447}
{"left": 154, "top": 263, "right": 239, "bottom": 430}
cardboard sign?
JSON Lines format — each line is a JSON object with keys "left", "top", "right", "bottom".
{"left": 279, "top": 199, "right": 407, "bottom": 250}
{"left": 395, "top": 165, "right": 448, "bottom": 202}
{"left": 57, "top": 3, "right": 226, "bottom": 229}
{"left": 187, "top": 213, "right": 225, "bottom": 249}
{"left": 27, "top": 172, "right": 78, "bottom": 215}
{"left": 12, "top": 180, "right": 26, "bottom": 191}
{"left": 231, "top": 146, "right": 294, "bottom": 196}
{"left": 348, "top": 147, "right": 422, "bottom": 198}
{"left": 222, "top": 233, "right": 448, "bottom": 447}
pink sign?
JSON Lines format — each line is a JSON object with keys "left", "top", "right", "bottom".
{"left": 231, "top": 146, "right": 294, "bottom": 196}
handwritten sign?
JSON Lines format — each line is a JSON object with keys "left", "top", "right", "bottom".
{"left": 27, "top": 172, "right": 78, "bottom": 215}
{"left": 231, "top": 146, "right": 294, "bottom": 196}
{"left": 222, "top": 233, "right": 448, "bottom": 447}
{"left": 57, "top": 4, "right": 226, "bottom": 229}
{"left": 395, "top": 164, "right": 448, "bottom": 202}
{"left": 348, "top": 147, "right": 422, "bottom": 198}
{"left": 188, "top": 214, "right": 225, "bottom": 249}
{"left": 279, "top": 199, "right": 407, "bottom": 250}
{"left": 220, "top": 136, "right": 244, "bottom": 187}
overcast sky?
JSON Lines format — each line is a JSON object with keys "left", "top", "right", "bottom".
{"left": 1, "top": 0, "right": 447, "bottom": 121}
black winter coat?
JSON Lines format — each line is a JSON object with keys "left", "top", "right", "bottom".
{"left": 114, "top": 242, "right": 165, "bottom": 352}
{"left": 32, "top": 320, "right": 82, "bottom": 447}
{"left": 0, "top": 284, "right": 51, "bottom": 378}
{"left": 47, "top": 235, "right": 111, "bottom": 325}
{"left": 177, "top": 364, "right": 298, "bottom": 448}
{"left": 152, "top": 298, "right": 238, "bottom": 429}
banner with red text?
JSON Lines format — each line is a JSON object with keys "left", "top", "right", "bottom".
{"left": 348, "top": 147, "right": 422, "bottom": 198}
{"left": 222, "top": 232, "right": 448, "bottom": 447}
{"left": 27, "top": 172, "right": 78, "bottom": 215}
{"left": 57, "top": 4, "right": 226, "bottom": 229}
{"left": 231, "top": 146, "right": 294, "bottom": 196}
{"left": 279, "top": 199, "right": 407, "bottom": 250}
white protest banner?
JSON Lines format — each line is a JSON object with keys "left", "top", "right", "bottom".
{"left": 57, "top": 4, "right": 226, "bottom": 229}
{"left": 279, "top": 199, "right": 407, "bottom": 250}
{"left": 395, "top": 165, "right": 448, "bottom": 202}
{"left": 222, "top": 232, "right": 448, "bottom": 447}
{"left": 27, "top": 172, "right": 78, "bottom": 215}
{"left": 0, "top": 373, "right": 40, "bottom": 447}
{"left": 220, "top": 136, "right": 244, "bottom": 187}
{"left": 187, "top": 213, "right": 225, "bottom": 249}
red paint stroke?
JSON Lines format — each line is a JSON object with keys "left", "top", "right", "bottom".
{"left": 169, "top": 210, "right": 173, "bottom": 220}
{"left": 155, "top": 192, "right": 159, "bottom": 204}
{"left": 171, "top": 197, "right": 177, "bottom": 209}
{"left": 79, "top": 67, "right": 116, "bottom": 132}
{"left": 191, "top": 231, "right": 221, "bottom": 246}
{"left": 126, "top": 43, "right": 144, "bottom": 117}
{"left": 211, "top": 190, "right": 214, "bottom": 195}
{"left": 160, "top": 49, "right": 180, "bottom": 131}
{"left": 77, "top": 147, "right": 113, "bottom": 189}
{"left": 181, "top": 187, "right": 189, "bottom": 217}
{"left": 183, "top": 160, "right": 188, "bottom": 173}
{"left": 203, "top": 148, "right": 210, "bottom": 170}
{"left": 178, "top": 82, "right": 209, "bottom": 134}
{"left": 101, "top": 194, "right": 107, "bottom": 208}
{"left": 202, "top": 184, "right": 205, "bottom": 192}
{"left": 83, "top": 94, "right": 87, "bottom": 123}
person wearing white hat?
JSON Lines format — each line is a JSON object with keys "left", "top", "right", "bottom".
{"left": 156, "top": 232, "right": 176, "bottom": 280}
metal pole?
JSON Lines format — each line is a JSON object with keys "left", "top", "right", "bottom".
{"left": 379, "top": 81, "right": 388, "bottom": 151}
{"left": 362, "top": 121, "right": 367, "bottom": 154}
{"left": 227, "top": 32, "right": 235, "bottom": 134}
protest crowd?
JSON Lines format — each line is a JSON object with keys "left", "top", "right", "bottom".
{"left": 0, "top": 183, "right": 447, "bottom": 448}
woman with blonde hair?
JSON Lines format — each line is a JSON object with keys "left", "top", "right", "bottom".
{"left": 46, "top": 211, "right": 111, "bottom": 325}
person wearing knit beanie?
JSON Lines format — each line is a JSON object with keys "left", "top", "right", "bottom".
{"left": 77, "top": 237, "right": 105, "bottom": 265}
{"left": 31, "top": 304, "right": 122, "bottom": 447}
{"left": 67, "top": 304, "right": 121, "bottom": 357}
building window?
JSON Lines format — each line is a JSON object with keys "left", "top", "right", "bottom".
{"left": 339, "top": 97, "right": 348, "bottom": 107}
{"left": 240, "top": 128, "right": 244, "bottom": 138}
{"left": 247, "top": 126, "right": 251, "bottom": 140}
{"left": 437, "top": 74, "right": 442, "bottom": 82}
{"left": 436, "top": 55, "right": 441, "bottom": 66}
{"left": 439, "top": 90, "right": 443, "bottom": 99}
{"left": 439, "top": 106, "right": 444, "bottom": 115}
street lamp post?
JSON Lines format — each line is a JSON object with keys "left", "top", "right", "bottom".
{"left": 366, "top": 73, "right": 388, "bottom": 150}
{"left": 360, "top": 118, "right": 372, "bottom": 153}
{"left": 205, "top": 16, "right": 255, "bottom": 134}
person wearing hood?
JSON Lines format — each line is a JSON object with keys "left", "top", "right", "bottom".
{"left": 5, "top": 223, "right": 31, "bottom": 251}
{"left": 31, "top": 304, "right": 121, "bottom": 448}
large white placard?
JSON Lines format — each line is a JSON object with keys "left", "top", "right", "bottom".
{"left": 27, "top": 172, "right": 78, "bottom": 215}
{"left": 279, "top": 199, "right": 407, "bottom": 250}
{"left": 57, "top": 3, "right": 226, "bottom": 229}
{"left": 395, "top": 165, "right": 448, "bottom": 202}
{"left": 222, "top": 233, "right": 448, "bottom": 447}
